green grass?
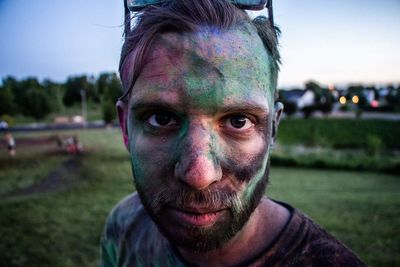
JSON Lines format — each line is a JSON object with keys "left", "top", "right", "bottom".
{"left": 271, "top": 144, "right": 400, "bottom": 174}
{"left": 53, "top": 102, "right": 103, "bottom": 122}
{"left": 0, "top": 156, "right": 66, "bottom": 195}
{"left": 0, "top": 129, "right": 131, "bottom": 267}
{"left": 268, "top": 168, "right": 400, "bottom": 267}
{"left": 278, "top": 118, "right": 400, "bottom": 149}
{"left": 0, "top": 129, "right": 399, "bottom": 267}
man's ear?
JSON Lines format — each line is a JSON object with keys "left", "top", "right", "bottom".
{"left": 272, "top": 101, "right": 284, "bottom": 143}
{"left": 116, "top": 100, "right": 130, "bottom": 151}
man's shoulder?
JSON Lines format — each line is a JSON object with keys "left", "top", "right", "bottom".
{"left": 290, "top": 210, "right": 365, "bottom": 266}
{"left": 100, "top": 193, "right": 184, "bottom": 267}
{"left": 108, "top": 193, "right": 143, "bottom": 222}
{"left": 291, "top": 236, "right": 366, "bottom": 267}
{"left": 260, "top": 202, "right": 366, "bottom": 267}
{"left": 102, "top": 192, "right": 151, "bottom": 241}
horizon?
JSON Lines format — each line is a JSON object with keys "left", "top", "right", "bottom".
{"left": 0, "top": 0, "right": 399, "bottom": 88}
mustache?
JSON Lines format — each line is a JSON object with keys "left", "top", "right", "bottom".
{"left": 149, "top": 186, "right": 245, "bottom": 214}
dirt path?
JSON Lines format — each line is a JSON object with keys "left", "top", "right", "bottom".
{"left": 1, "top": 157, "right": 81, "bottom": 198}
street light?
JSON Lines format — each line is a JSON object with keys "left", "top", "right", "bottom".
{"left": 352, "top": 95, "right": 359, "bottom": 104}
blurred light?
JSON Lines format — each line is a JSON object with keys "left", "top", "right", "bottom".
{"left": 352, "top": 95, "right": 359, "bottom": 104}
{"left": 371, "top": 100, "right": 379, "bottom": 108}
{"left": 339, "top": 96, "right": 347, "bottom": 104}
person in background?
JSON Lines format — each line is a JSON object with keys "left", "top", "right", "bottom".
{"left": 4, "top": 132, "right": 16, "bottom": 157}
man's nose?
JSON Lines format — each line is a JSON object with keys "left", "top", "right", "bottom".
{"left": 174, "top": 122, "right": 222, "bottom": 190}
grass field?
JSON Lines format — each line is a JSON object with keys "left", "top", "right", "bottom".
{"left": 279, "top": 118, "right": 400, "bottom": 149}
{"left": 0, "top": 128, "right": 399, "bottom": 267}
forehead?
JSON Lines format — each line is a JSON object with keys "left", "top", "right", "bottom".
{"left": 131, "top": 26, "right": 274, "bottom": 111}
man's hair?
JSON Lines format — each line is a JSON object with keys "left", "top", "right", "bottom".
{"left": 120, "top": 0, "right": 280, "bottom": 99}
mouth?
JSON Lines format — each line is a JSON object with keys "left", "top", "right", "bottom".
{"left": 167, "top": 206, "right": 227, "bottom": 227}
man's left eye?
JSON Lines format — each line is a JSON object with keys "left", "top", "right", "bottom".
{"left": 224, "top": 114, "right": 254, "bottom": 130}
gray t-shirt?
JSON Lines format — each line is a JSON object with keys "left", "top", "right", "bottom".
{"left": 100, "top": 193, "right": 365, "bottom": 267}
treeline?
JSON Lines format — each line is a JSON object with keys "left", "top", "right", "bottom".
{"left": 0, "top": 72, "right": 121, "bottom": 122}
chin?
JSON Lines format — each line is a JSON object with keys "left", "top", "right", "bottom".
{"left": 152, "top": 194, "right": 261, "bottom": 253}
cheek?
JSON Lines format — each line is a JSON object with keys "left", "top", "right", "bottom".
{"left": 238, "top": 135, "right": 267, "bottom": 157}
{"left": 223, "top": 133, "right": 268, "bottom": 171}
{"left": 129, "top": 133, "right": 176, "bottom": 188}
{"left": 241, "top": 153, "right": 269, "bottom": 202}
{"left": 218, "top": 122, "right": 272, "bottom": 195}
{"left": 223, "top": 136, "right": 270, "bottom": 202}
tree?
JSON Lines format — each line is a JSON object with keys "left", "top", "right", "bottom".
{"left": 301, "top": 81, "right": 335, "bottom": 117}
{"left": 102, "top": 99, "right": 116, "bottom": 124}
{"left": 99, "top": 72, "right": 122, "bottom": 124}
{"left": 96, "top": 72, "right": 122, "bottom": 102}
{"left": 100, "top": 74, "right": 122, "bottom": 124}
{"left": 386, "top": 85, "right": 400, "bottom": 106}
{"left": 21, "top": 88, "right": 53, "bottom": 120}
{"left": 0, "top": 86, "right": 16, "bottom": 115}
{"left": 305, "top": 80, "right": 322, "bottom": 101}
{"left": 107, "top": 73, "right": 123, "bottom": 102}
{"left": 2, "top": 76, "right": 42, "bottom": 113}
{"left": 277, "top": 89, "right": 297, "bottom": 116}
{"left": 96, "top": 72, "right": 111, "bottom": 96}
{"left": 43, "top": 79, "right": 64, "bottom": 112}
{"left": 63, "top": 75, "right": 97, "bottom": 106}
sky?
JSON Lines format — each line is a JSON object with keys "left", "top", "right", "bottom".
{"left": 0, "top": 0, "right": 399, "bottom": 88}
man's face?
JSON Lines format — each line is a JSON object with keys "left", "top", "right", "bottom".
{"left": 124, "top": 26, "right": 277, "bottom": 252}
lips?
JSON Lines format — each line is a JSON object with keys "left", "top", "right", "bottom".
{"left": 168, "top": 206, "right": 226, "bottom": 227}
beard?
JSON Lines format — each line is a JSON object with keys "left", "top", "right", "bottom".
{"left": 135, "top": 163, "right": 270, "bottom": 253}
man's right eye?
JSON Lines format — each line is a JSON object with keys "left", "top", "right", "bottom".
{"left": 146, "top": 112, "right": 180, "bottom": 128}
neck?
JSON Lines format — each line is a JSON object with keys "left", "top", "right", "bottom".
{"left": 178, "top": 198, "right": 290, "bottom": 267}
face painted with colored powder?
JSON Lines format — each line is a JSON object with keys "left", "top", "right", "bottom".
{"left": 122, "top": 24, "right": 281, "bottom": 252}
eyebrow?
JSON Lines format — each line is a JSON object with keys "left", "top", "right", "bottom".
{"left": 130, "top": 101, "right": 182, "bottom": 113}
{"left": 130, "top": 101, "right": 269, "bottom": 116}
{"left": 217, "top": 103, "right": 269, "bottom": 115}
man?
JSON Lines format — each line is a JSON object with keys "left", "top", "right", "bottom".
{"left": 4, "top": 132, "right": 16, "bottom": 157}
{"left": 100, "top": 0, "right": 365, "bottom": 266}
